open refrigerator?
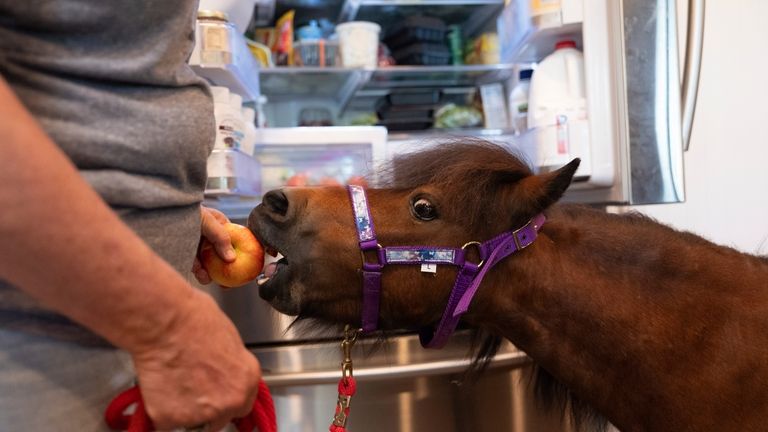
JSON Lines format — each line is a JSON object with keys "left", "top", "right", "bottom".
{"left": 190, "top": 0, "right": 703, "bottom": 431}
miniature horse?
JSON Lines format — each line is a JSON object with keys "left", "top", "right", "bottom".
{"left": 247, "top": 141, "right": 768, "bottom": 432}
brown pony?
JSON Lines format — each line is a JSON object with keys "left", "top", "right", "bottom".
{"left": 247, "top": 140, "right": 768, "bottom": 432}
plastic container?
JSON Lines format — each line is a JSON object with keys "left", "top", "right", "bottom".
{"left": 292, "top": 39, "right": 339, "bottom": 67}
{"left": 384, "top": 16, "right": 448, "bottom": 50}
{"left": 336, "top": 21, "right": 381, "bottom": 68}
{"left": 375, "top": 97, "right": 435, "bottom": 121}
{"left": 392, "top": 43, "right": 451, "bottom": 66}
{"left": 527, "top": 40, "right": 588, "bottom": 169}
{"left": 509, "top": 69, "right": 533, "bottom": 134}
{"left": 298, "top": 107, "right": 333, "bottom": 126}
{"left": 296, "top": 20, "right": 324, "bottom": 40}
{"left": 241, "top": 107, "right": 257, "bottom": 155}
{"left": 196, "top": 11, "right": 235, "bottom": 64}
{"left": 197, "top": 0, "right": 256, "bottom": 34}
{"left": 386, "top": 90, "right": 441, "bottom": 106}
{"left": 211, "top": 86, "right": 245, "bottom": 150}
{"left": 377, "top": 117, "right": 434, "bottom": 131}
{"left": 448, "top": 25, "right": 463, "bottom": 65}
{"left": 530, "top": 0, "right": 563, "bottom": 28}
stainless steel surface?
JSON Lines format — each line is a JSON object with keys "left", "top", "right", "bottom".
{"left": 254, "top": 332, "right": 528, "bottom": 386}
{"left": 621, "top": 0, "right": 685, "bottom": 204}
{"left": 253, "top": 332, "right": 574, "bottom": 432}
{"left": 681, "top": 0, "right": 705, "bottom": 151}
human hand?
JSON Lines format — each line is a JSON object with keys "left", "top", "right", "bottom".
{"left": 193, "top": 206, "right": 236, "bottom": 284}
{"left": 130, "top": 290, "right": 261, "bottom": 431}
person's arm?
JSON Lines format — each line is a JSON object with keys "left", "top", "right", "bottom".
{"left": 0, "top": 77, "right": 259, "bottom": 431}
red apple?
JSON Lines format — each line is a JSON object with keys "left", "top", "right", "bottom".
{"left": 285, "top": 173, "right": 309, "bottom": 187}
{"left": 319, "top": 176, "right": 342, "bottom": 186}
{"left": 346, "top": 175, "right": 368, "bottom": 188}
{"left": 199, "top": 223, "right": 264, "bottom": 288}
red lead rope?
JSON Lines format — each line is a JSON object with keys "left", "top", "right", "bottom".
{"left": 329, "top": 376, "right": 357, "bottom": 432}
{"left": 329, "top": 326, "right": 360, "bottom": 432}
{"left": 105, "top": 379, "right": 276, "bottom": 432}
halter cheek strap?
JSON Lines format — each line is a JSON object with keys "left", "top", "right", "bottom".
{"left": 348, "top": 185, "right": 546, "bottom": 349}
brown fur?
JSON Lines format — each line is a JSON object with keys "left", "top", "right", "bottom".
{"left": 248, "top": 141, "right": 768, "bottom": 432}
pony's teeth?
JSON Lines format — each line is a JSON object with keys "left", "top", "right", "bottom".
{"left": 256, "top": 275, "right": 270, "bottom": 286}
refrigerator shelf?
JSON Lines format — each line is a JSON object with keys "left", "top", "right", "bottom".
{"left": 259, "top": 64, "right": 515, "bottom": 110}
{"left": 338, "top": 0, "right": 504, "bottom": 39}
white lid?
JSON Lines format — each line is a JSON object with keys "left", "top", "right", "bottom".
{"left": 210, "top": 86, "right": 230, "bottom": 103}
{"left": 335, "top": 21, "right": 381, "bottom": 34}
{"left": 242, "top": 107, "right": 256, "bottom": 123}
{"left": 229, "top": 93, "right": 243, "bottom": 108}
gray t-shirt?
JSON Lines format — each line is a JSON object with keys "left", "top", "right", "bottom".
{"left": 0, "top": 0, "right": 215, "bottom": 344}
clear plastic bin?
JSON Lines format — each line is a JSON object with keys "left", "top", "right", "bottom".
{"left": 254, "top": 143, "right": 373, "bottom": 191}
{"left": 292, "top": 39, "right": 339, "bottom": 67}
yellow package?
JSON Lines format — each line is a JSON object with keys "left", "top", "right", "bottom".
{"left": 275, "top": 10, "right": 295, "bottom": 66}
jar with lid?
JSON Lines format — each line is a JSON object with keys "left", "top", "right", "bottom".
{"left": 197, "top": 10, "right": 235, "bottom": 64}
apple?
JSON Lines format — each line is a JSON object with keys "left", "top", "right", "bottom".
{"left": 199, "top": 223, "right": 264, "bottom": 288}
{"left": 319, "top": 176, "right": 342, "bottom": 186}
{"left": 285, "top": 173, "right": 309, "bottom": 187}
{"left": 346, "top": 175, "right": 368, "bottom": 188}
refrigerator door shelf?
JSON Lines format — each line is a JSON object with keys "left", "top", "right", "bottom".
{"left": 189, "top": 17, "right": 261, "bottom": 101}
{"left": 205, "top": 149, "right": 262, "bottom": 198}
{"left": 498, "top": 0, "right": 584, "bottom": 64}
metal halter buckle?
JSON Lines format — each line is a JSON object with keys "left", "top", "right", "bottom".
{"left": 461, "top": 241, "right": 485, "bottom": 268}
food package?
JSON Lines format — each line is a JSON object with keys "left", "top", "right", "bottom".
{"left": 274, "top": 10, "right": 295, "bottom": 66}
{"left": 464, "top": 33, "right": 500, "bottom": 65}
{"left": 434, "top": 103, "right": 483, "bottom": 129}
{"left": 246, "top": 39, "right": 274, "bottom": 67}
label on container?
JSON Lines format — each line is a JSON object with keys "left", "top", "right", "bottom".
{"left": 530, "top": 0, "right": 561, "bottom": 15}
{"left": 556, "top": 114, "right": 569, "bottom": 155}
{"left": 201, "top": 27, "right": 232, "bottom": 64}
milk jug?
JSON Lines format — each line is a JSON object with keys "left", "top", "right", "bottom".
{"left": 528, "top": 40, "right": 589, "bottom": 174}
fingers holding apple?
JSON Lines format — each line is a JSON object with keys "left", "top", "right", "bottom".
{"left": 199, "top": 223, "right": 265, "bottom": 288}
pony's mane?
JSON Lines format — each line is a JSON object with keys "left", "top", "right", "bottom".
{"left": 377, "top": 138, "right": 536, "bottom": 231}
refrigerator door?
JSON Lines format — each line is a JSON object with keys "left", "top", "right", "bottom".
{"left": 566, "top": 0, "right": 685, "bottom": 205}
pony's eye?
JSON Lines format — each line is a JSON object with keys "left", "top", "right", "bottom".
{"left": 412, "top": 198, "right": 438, "bottom": 221}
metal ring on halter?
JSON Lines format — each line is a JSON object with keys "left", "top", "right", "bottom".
{"left": 359, "top": 243, "right": 384, "bottom": 269}
{"left": 461, "top": 241, "right": 485, "bottom": 268}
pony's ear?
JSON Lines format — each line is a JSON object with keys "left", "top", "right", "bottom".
{"left": 517, "top": 158, "right": 581, "bottom": 214}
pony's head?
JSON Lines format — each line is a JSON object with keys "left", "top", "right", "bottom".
{"left": 247, "top": 140, "right": 580, "bottom": 330}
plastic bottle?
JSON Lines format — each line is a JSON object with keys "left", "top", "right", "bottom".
{"left": 241, "top": 107, "right": 257, "bottom": 155}
{"left": 212, "top": 88, "right": 245, "bottom": 150}
{"left": 212, "top": 86, "right": 233, "bottom": 150}
{"left": 527, "top": 40, "right": 589, "bottom": 172}
{"left": 255, "top": 95, "right": 268, "bottom": 128}
{"left": 508, "top": 69, "right": 533, "bottom": 134}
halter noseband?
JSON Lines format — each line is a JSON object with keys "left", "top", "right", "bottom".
{"left": 348, "top": 185, "right": 545, "bottom": 349}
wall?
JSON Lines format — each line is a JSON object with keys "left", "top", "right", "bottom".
{"left": 620, "top": 0, "right": 768, "bottom": 255}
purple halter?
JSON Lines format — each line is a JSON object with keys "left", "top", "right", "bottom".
{"left": 347, "top": 185, "right": 546, "bottom": 349}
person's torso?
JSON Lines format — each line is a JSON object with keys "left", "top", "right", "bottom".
{"left": 0, "top": 0, "right": 214, "bottom": 209}
{"left": 0, "top": 0, "right": 212, "bottom": 344}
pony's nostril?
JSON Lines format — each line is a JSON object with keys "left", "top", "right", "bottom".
{"left": 263, "top": 189, "right": 290, "bottom": 217}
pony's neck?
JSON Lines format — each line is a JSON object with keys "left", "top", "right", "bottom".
{"left": 471, "top": 204, "right": 768, "bottom": 431}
